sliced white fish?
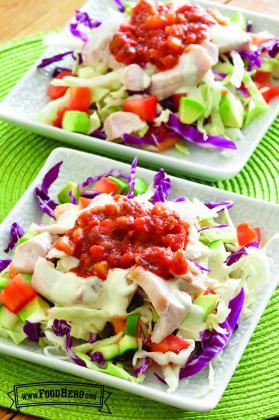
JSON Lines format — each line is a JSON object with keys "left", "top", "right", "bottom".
{"left": 122, "top": 64, "right": 151, "bottom": 92}
{"left": 103, "top": 111, "right": 146, "bottom": 141}
{"left": 210, "top": 23, "right": 251, "bottom": 53}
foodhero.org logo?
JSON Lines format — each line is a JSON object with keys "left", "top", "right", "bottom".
{"left": 8, "top": 381, "right": 111, "bottom": 413}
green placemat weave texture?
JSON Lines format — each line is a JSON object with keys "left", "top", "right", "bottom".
{"left": 0, "top": 36, "right": 278, "bottom": 420}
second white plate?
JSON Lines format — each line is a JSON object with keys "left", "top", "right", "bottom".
{"left": 0, "top": 0, "right": 278, "bottom": 181}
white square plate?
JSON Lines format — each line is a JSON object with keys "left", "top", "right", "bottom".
{"left": 0, "top": 147, "right": 278, "bottom": 411}
{"left": 0, "top": 1, "right": 278, "bottom": 181}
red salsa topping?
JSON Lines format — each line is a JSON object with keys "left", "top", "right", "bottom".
{"left": 109, "top": 0, "right": 216, "bottom": 71}
{"left": 55, "top": 196, "right": 190, "bottom": 280}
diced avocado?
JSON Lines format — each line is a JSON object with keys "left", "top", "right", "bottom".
{"left": 180, "top": 304, "right": 205, "bottom": 330}
{"left": 21, "top": 273, "right": 32, "bottom": 284}
{"left": 125, "top": 313, "right": 141, "bottom": 336}
{"left": 0, "top": 276, "right": 9, "bottom": 290}
{"left": 219, "top": 94, "right": 244, "bottom": 128}
{"left": 62, "top": 110, "right": 90, "bottom": 134}
{"left": 179, "top": 97, "right": 205, "bottom": 124}
{"left": 194, "top": 294, "right": 219, "bottom": 321}
{"left": 17, "top": 231, "right": 37, "bottom": 246}
{"left": 18, "top": 296, "right": 49, "bottom": 323}
{"left": 208, "top": 239, "right": 227, "bottom": 261}
{"left": 57, "top": 181, "right": 80, "bottom": 204}
{"left": 97, "top": 343, "right": 120, "bottom": 360}
{"left": 209, "top": 239, "right": 223, "bottom": 249}
{"left": 175, "top": 142, "right": 189, "bottom": 156}
{"left": 230, "top": 12, "right": 246, "bottom": 30}
{"left": 133, "top": 177, "right": 148, "bottom": 196}
{"left": 0, "top": 321, "right": 27, "bottom": 344}
{"left": 107, "top": 176, "right": 129, "bottom": 194}
{"left": 0, "top": 306, "right": 19, "bottom": 330}
{"left": 244, "top": 100, "right": 268, "bottom": 127}
{"left": 119, "top": 335, "right": 138, "bottom": 356}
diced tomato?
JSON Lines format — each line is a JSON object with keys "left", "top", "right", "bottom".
{"left": 173, "top": 93, "right": 186, "bottom": 110}
{"left": 0, "top": 274, "right": 37, "bottom": 313}
{"left": 9, "top": 263, "right": 19, "bottom": 279}
{"left": 55, "top": 236, "right": 75, "bottom": 255}
{"left": 93, "top": 177, "right": 119, "bottom": 194}
{"left": 123, "top": 96, "right": 158, "bottom": 122}
{"left": 169, "top": 250, "right": 188, "bottom": 276}
{"left": 79, "top": 197, "right": 92, "bottom": 209}
{"left": 260, "top": 85, "right": 279, "bottom": 103}
{"left": 253, "top": 71, "right": 272, "bottom": 84}
{"left": 111, "top": 317, "right": 126, "bottom": 334}
{"left": 47, "top": 71, "right": 72, "bottom": 100}
{"left": 204, "top": 288, "right": 216, "bottom": 295}
{"left": 93, "top": 261, "right": 109, "bottom": 280}
{"left": 52, "top": 106, "right": 71, "bottom": 128}
{"left": 237, "top": 223, "right": 257, "bottom": 247}
{"left": 68, "top": 87, "right": 91, "bottom": 112}
{"left": 150, "top": 334, "right": 190, "bottom": 354}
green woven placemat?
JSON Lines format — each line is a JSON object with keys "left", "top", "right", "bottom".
{"left": 0, "top": 35, "right": 278, "bottom": 420}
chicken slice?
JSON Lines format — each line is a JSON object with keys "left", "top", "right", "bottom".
{"left": 103, "top": 111, "right": 146, "bottom": 141}
{"left": 129, "top": 267, "right": 191, "bottom": 343}
{"left": 12, "top": 232, "right": 53, "bottom": 274}
{"left": 32, "top": 257, "right": 102, "bottom": 306}
{"left": 82, "top": 15, "right": 124, "bottom": 66}
{"left": 122, "top": 64, "right": 151, "bottom": 92}
{"left": 149, "top": 44, "right": 215, "bottom": 100}
{"left": 35, "top": 204, "right": 79, "bottom": 235}
{"left": 210, "top": 23, "right": 251, "bottom": 53}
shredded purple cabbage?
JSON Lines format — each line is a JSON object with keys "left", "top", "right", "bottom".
{"left": 180, "top": 288, "right": 245, "bottom": 379}
{"left": 88, "top": 332, "right": 100, "bottom": 344}
{"left": 167, "top": 114, "right": 237, "bottom": 150}
{"left": 154, "top": 372, "right": 167, "bottom": 384}
{"left": 69, "top": 190, "right": 78, "bottom": 205}
{"left": 262, "top": 38, "right": 279, "bottom": 58}
{"left": 213, "top": 70, "right": 227, "bottom": 79}
{"left": 34, "top": 161, "right": 63, "bottom": 218}
{"left": 70, "top": 10, "right": 101, "bottom": 42}
{"left": 226, "top": 241, "right": 259, "bottom": 266}
{"left": 127, "top": 157, "right": 138, "bottom": 199}
{"left": 122, "top": 133, "right": 156, "bottom": 146}
{"left": 79, "top": 169, "right": 129, "bottom": 189}
{"left": 52, "top": 67, "right": 71, "bottom": 77}
{"left": 37, "top": 51, "right": 74, "bottom": 69}
{"left": 91, "top": 128, "right": 106, "bottom": 139}
{"left": 238, "top": 49, "right": 262, "bottom": 71}
{"left": 151, "top": 169, "right": 171, "bottom": 204}
{"left": 246, "top": 20, "right": 253, "bottom": 33}
{"left": 80, "top": 191, "right": 100, "bottom": 199}
{"left": 88, "top": 351, "right": 106, "bottom": 366}
{"left": 113, "top": 0, "right": 125, "bottom": 13}
{"left": 23, "top": 321, "right": 42, "bottom": 341}
{"left": 199, "top": 224, "right": 228, "bottom": 232}
{"left": 236, "top": 85, "right": 249, "bottom": 97}
{"left": 4, "top": 222, "right": 24, "bottom": 253}
{"left": 174, "top": 196, "right": 187, "bottom": 202}
{"left": 133, "top": 358, "right": 149, "bottom": 376}
{"left": 204, "top": 200, "right": 234, "bottom": 210}
{"left": 191, "top": 261, "right": 211, "bottom": 272}
{"left": 52, "top": 319, "right": 86, "bottom": 367}
{"left": 0, "top": 259, "right": 12, "bottom": 273}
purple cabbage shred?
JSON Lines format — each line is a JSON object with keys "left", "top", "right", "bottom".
{"left": 133, "top": 358, "right": 149, "bottom": 376}
{"left": 52, "top": 319, "right": 86, "bottom": 367}
{"left": 199, "top": 224, "right": 228, "bottom": 232}
{"left": 88, "top": 351, "right": 106, "bottom": 366}
{"left": 180, "top": 288, "right": 245, "bottom": 379}
{"left": 88, "top": 333, "right": 100, "bottom": 344}
{"left": 37, "top": 51, "right": 74, "bottom": 69}
{"left": 127, "top": 157, "right": 138, "bottom": 199}
{"left": 113, "top": 0, "right": 125, "bottom": 13}
{"left": 151, "top": 169, "right": 171, "bottom": 204}
{"left": 0, "top": 259, "right": 12, "bottom": 273}
{"left": 226, "top": 241, "right": 259, "bottom": 266}
{"left": 70, "top": 10, "right": 101, "bottom": 42}
{"left": 69, "top": 190, "right": 78, "bottom": 205}
{"left": 4, "top": 222, "right": 24, "bottom": 253}
{"left": 204, "top": 200, "right": 234, "bottom": 210}
{"left": 167, "top": 114, "right": 237, "bottom": 150}
{"left": 23, "top": 321, "right": 42, "bottom": 341}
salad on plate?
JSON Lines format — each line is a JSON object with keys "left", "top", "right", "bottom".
{"left": 0, "top": 158, "right": 271, "bottom": 392}
{"left": 37, "top": 0, "right": 279, "bottom": 155}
